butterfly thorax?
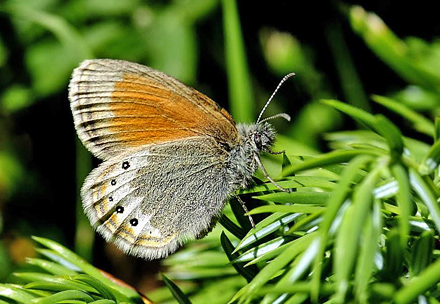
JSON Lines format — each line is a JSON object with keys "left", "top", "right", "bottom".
{"left": 227, "top": 122, "right": 276, "bottom": 189}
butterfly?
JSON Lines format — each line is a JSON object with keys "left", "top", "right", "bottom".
{"left": 69, "top": 59, "right": 292, "bottom": 260}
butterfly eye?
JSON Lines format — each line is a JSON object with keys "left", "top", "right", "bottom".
{"left": 219, "top": 142, "right": 231, "bottom": 152}
{"left": 253, "top": 133, "right": 262, "bottom": 149}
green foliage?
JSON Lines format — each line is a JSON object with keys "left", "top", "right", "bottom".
{"left": 0, "top": 237, "right": 145, "bottom": 303}
{"left": 222, "top": 0, "right": 254, "bottom": 123}
{"left": 155, "top": 5, "right": 440, "bottom": 304}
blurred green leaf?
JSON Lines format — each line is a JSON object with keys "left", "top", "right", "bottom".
{"left": 70, "top": 0, "right": 140, "bottom": 18}
{"left": 222, "top": 0, "right": 254, "bottom": 122}
{"left": 232, "top": 232, "right": 316, "bottom": 303}
{"left": 0, "top": 284, "right": 37, "bottom": 303}
{"left": 243, "top": 242, "right": 292, "bottom": 267}
{"left": 25, "top": 40, "right": 80, "bottom": 96}
{"left": 0, "top": 35, "right": 7, "bottom": 67}
{"left": 289, "top": 101, "right": 342, "bottom": 149}
{"left": 393, "top": 85, "right": 440, "bottom": 111}
{"left": 234, "top": 237, "right": 286, "bottom": 263}
{"left": 419, "top": 139, "right": 440, "bottom": 175}
{"left": 349, "top": 6, "right": 440, "bottom": 95}
{"left": 14, "top": 273, "right": 86, "bottom": 292}
{"left": 409, "top": 169, "right": 440, "bottom": 233}
{"left": 282, "top": 148, "right": 381, "bottom": 177}
{"left": 235, "top": 213, "right": 298, "bottom": 251}
{"left": 89, "top": 300, "right": 117, "bottom": 304}
{"left": 221, "top": 232, "right": 257, "bottom": 283}
{"left": 381, "top": 229, "right": 404, "bottom": 282}
{"left": 374, "top": 114, "right": 404, "bottom": 161}
{"left": 143, "top": 14, "right": 197, "bottom": 82}
{"left": 0, "top": 152, "right": 24, "bottom": 198}
{"left": 326, "top": 21, "right": 370, "bottom": 112}
{"left": 162, "top": 274, "right": 192, "bottom": 304}
{"left": 324, "top": 130, "right": 387, "bottom": 151}
{"left": 254, "top": 192, "right": 330, "bottom": 205}
{"left": 391, "top": 163, "right": 412, "bottom": 247}
{"left": 260, "top": 29, "right": 303, "bottom": 76}
{"left": 73, "top": 275, "right": 117, "bottom": 301}
{"left": 240, "top": 176, "right": 336, "bottom": 194}
{"left": 25, "top": 258, "right": 78, "bottom": 276}
{"left": 1, "top": 84, "right": 33, "bottom": 113}
{"left": 279, "top": 237, "right": 319, "bottom": 284}
{"left": 37, "top": 290, "right": 94, "bottom": 304}
{"left": 170, "top": 0, "right": 219, "bottom": 25}
{"left": 0, "top": 243, "right": 12, "bottom": 280}
{"left": 333, "top": 161, "right": 383, "bottom": 303}
{"left": 219, "top": 214, "right": 246, "bottom": 240}
{"left": 25, "top": 280, "right": 91, "bottom": 293}
{"left": 321, "top": 99, "right": 376, "bottom": 128}
{"left": 394, "top": 247, "right": 440, "bottom": 304}
{"left": 354, "top": 200, "right": 382, "bottom": 303}
{"left": 248, "top": 204, "right": 324, "bottom": 214}
{"left": 2, "top": 3, "right": 92, "bottom": 96}
{"left": 435, "top": 116, "right": 440, "bottom": 141}
{"left": 0, "top": 238, "right": 147, "bottom": 303}
{"left": 31, "top": 237, "right": 139, "bottom": 302}
{"left": 372, "top": 95, "right": 434, "bottom": 137}
{"left": 410, "top": 230, "right": 434, "bottom": 276}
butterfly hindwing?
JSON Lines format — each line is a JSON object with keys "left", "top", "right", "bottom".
{"left": 81, "top": 137, "right": 232, "bottom": 259}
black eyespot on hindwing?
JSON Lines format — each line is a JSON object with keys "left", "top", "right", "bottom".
{"left": 111, "top": 179, "right": 116, "bottom": 186}
{"left": 130, "top": 218, "right": 138, "bottom": 226}
{"left": 116, "top": 206, "right": 124, "bottom": 213}
{"left": 122, "top": 161, "right": 130, "bottom": 170}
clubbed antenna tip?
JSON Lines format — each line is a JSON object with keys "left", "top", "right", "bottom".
{"left": 257, "top": 72, "right": 295, "bottom": 123}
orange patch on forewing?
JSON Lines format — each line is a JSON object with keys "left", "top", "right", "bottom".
{"left": 220, "top": 107, "right": 235, "bottom": 125}
{"left": 109, "top": 72, "right": 240, "bottom": 147}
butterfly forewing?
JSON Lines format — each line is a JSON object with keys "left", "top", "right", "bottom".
{"left": 69, "top": 59, "right": 239, "bottom": 160}
{"left": 81, "top": 137, "right": 233, "bottom": 259}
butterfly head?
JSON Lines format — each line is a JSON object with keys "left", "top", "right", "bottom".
{"left": 247, "top": 122, "right": 276, "bottom": 153}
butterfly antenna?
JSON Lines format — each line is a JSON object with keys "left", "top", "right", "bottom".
{"left": 259, "top": 113, "right": 291, "bottom": 123}
{"left": 256, "top": 72, "right": 295, "bottom": 123}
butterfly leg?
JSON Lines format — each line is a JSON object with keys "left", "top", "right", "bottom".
{"left": 234, "top": 194, "right": 255, "bottom": 228}
{"left": 254, "top": 155, "right": 291, "bottom": 193}
{"left": 267, "top": 148, "right": 285, "bottom": 155}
